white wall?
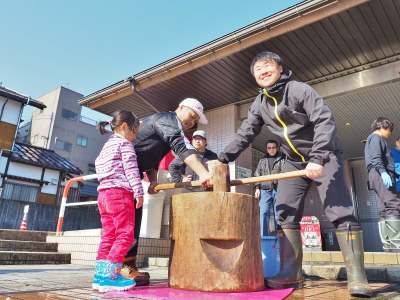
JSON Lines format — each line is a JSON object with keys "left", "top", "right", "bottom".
{"left": 7, "top": 162, "right": 60, "bottom": 195}
{"left": 42, "top": 169, "right": 60, "bottom": 194}
{"left": 0, "top": 96, "right": 22, "bottom": 125}
{"left": 8, "top": 162, "right": 42, "bottom": 180}
{"left": 198, "top": 104, "right": 253, "bottom": 195}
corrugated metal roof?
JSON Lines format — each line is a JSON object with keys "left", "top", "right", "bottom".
{"left": 0, "top": 86, "right": 46, "bottom": 110}
{"left": 80, "top": 184, "right": 99, "bottom": 197}
{"left": 78, "top": 0, "right": 400, "bottom": 157}
{"left": 11, "top": 142, "right": 82, "bottom": 175}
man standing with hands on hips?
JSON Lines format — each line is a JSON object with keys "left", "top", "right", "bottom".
{"left": 254, "top": 140, "right": 285, "bottom": 237}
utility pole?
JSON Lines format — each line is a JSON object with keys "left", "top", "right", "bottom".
{"left": 45, "top": 112, "right": 53, "bottom": 149}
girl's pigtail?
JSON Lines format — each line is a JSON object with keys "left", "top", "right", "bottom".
{"left": 97, "top": 121, "right": 110, "bottom": 135}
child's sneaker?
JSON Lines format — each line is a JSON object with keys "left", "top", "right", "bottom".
{"left": 99, "top": 262, "right": 136, "bottom": 293}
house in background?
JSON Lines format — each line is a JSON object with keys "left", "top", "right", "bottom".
{"left": 0, "top": 85, "right": 45, "bottom": 155}
{"left": 0, "top": 84, "right": 83, "bottom": 205}
{"left": 0, "top": 85, "right": 101, "bottom": 231}
{"left": 3, "top": 142, "right": 82, "bottom": 205}
{"left": 28, "top": 86, "right": 110, "bottom": 202}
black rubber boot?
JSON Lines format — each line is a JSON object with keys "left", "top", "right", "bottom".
{"left": 385, "top": 216, "right": 400, "bottom": 253}
{"left": 336, "top": 230, "right": 372, "bottom": 298}
{"left": 264, "top": 229, "right": 303, "bottom": 289}
{"left": 378, "top": 219, "right": 392, "bottom": 252}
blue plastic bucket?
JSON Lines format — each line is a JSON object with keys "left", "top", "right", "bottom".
{"left": 261, "top": 236, "right": 280, "bottom": 278}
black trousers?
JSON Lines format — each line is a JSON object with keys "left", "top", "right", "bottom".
{"left": 369, "top": 171, "right": 400, "bottom": 219}
{"left": 125, "top": 201, "right": 142, "bottom": 258}
{"left": 276, "top": 150, "right": 361, "bottom": 232}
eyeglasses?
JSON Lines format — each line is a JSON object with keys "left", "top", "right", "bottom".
{"left": 267, "top": 146, "right": 277, "bottom": 149}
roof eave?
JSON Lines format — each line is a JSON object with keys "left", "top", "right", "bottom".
{"left": 0, "top": 90, "right": 46, "bottom": 109}
{"left": 78, "top": 0, "right": 355, "bottom": 108}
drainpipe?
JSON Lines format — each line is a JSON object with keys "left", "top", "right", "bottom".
{"left": 128, "top": 78, "right": 160, "bottom": 113}
{"left": 45, "top": 112, "right": 53, "bottom": 149}
{"left": 1, "top": 153, "right": 12, "bottom": 187}
{"left": 0, "top": 148, "right": 13, "bottom": 187}
{"left": 12, "top": 102, "right": 25, "bottom": 151}
{"left": 0, "top": 97, "right": 9, "bottom": 122}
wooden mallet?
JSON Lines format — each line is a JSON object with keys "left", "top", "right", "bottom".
{"left": 154, "top": 161, "right": 306, "bottom": 191}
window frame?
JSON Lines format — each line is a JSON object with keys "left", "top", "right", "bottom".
{"left": 61, "top": 109, "right": 77, "bottom": 121}
{"left": 77, "top": 136, "right": 88, "bottom": 147}
{"left": 55, "top": 139, "right": 72, "bottom": 152}
{"left": 32, "top": 134, "right": 39, "bottom": 143}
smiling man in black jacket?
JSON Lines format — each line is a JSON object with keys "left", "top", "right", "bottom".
{"left": 217, "top": 51, "right": 371, "bottom": 297}
{"left": 121, "top": 98, "right": 212, "bottom": 286}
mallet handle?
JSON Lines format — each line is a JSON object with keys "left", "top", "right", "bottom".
{"left": 154, "top": 169, "right": 307, "bottom": 191}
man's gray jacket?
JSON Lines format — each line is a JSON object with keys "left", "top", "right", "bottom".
{"left": 254, "top": 153, "right": 285, "bottom": 190}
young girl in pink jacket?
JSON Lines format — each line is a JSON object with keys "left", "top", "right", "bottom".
{"left": 93, "top": 110, "right": 144, "bottom": 293}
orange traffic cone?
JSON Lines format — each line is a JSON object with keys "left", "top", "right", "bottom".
{"left": 20, "top": 213, "right": 27, "bottom": 230}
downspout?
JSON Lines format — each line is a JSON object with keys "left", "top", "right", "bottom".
{"left": 12, "top": 101, "right": 25, "bottom": 151}
{"left": 56, "top": 171, "right": 64, "bottom": 205}
{"left": 0, "top": 97, "right": 9, "bottom": 122}
{"left": 128, "top": 78, "right": 160, "bottom": 113}
{"left": 0, "top": 148, "right": 13, "bottom": 187}
{"left": 2, "top": 155, "right": 12, "bottom": 186}
{"left": 40, "top": 168, "right": 46, "bottom": 187}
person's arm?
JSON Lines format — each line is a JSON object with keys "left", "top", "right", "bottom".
{"left": 120, "top": 141, "right": 145, "bottom": 204}
{"left": 300, "top": 84, "right": 337, "bottom": 167}
{"left": 368, "top": 135, "right": 386, "bottom": 174}
{"left": 169, "top": 157, "right": 185, "bottom": 183}
{"left": 218, "top": 96, "right": 264, "bottom": 163}
{"left": 153, "top": 115, "right": 210, "bottom": 186}
{"left": 254, "top": 159, "right": 263, "bottom": 190}
{"left": 153, "top": 115, "right": 196, "bottom": 163}
{"left": 146, "top": 168, "right": 159, "bottom": 194}
{"left": 184, "top": 154, "right": 211, "bottom": 188}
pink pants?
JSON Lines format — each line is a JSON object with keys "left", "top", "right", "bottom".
{"left": 96, "top": 188, "right": 135, "bottom": 263}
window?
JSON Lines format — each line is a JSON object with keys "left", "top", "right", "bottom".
{"left": 88, "top": 165, "right": 99, "bottom": 183}
{"left": 32, "top": 134, "right": 39, "bottom": 143}
{"left": 77, "top": 136, "right": 88, "bottom": 147}
{"left": 56, "top": 139, "right": 72, "bottom": 152}
{"left": 62, "top": 109, "right": 77, "bottom": 121}
{"left": 3, "top": 182, "right": 40, "bottom": 202}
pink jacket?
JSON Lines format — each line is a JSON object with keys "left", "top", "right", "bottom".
{"left": 95, "top": 134, "right": 144, "bottom": 198}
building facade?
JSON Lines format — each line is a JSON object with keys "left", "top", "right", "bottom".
{"left": 77, "top": 0, "right": 399, "bottom": 251}
{"left": 29, "top": 86, "right": 111, "bottom": 201}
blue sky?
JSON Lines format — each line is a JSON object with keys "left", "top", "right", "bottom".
{"left": 1, "top": 0, "right": 301, "bottom": 122}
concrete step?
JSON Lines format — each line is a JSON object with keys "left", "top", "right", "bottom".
{"left": 0, "top": 229, "right": 48, "bottom": 242}
{"left": 303, "top": 251, "right": 400, "bottom": 268}
{"left": 0, "top": 251, "right": 71, "bottom": 265}
{"left": 0, "top": 239, "right": 58, "bottom": 252}
{"left": 146, "top": 257, "right": 169, "bottom": 268}
{"left": 304, "top": 264, "right": 400, "bottom": 282}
